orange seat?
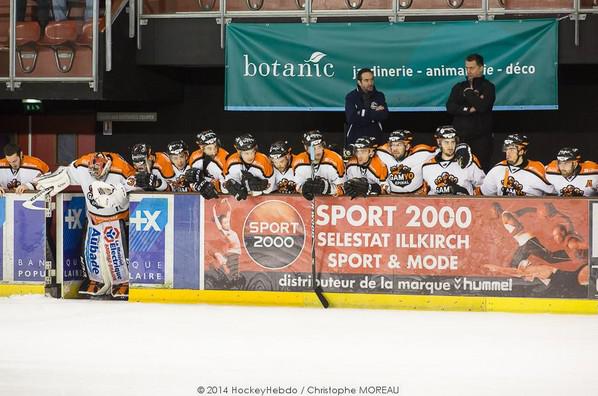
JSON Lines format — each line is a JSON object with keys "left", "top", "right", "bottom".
{"left": 77, "top": 17, "right": 104, "bottom": 46}
{"left": 16, "top": 21, "right": 41, "bottom": 46}
{"left": 42, "top": 20, "right": 81, "bottom": 45}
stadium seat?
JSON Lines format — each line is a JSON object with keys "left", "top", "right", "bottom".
{"left": 16, "top": 21, "right": 41, "bottom": 73}
{"left": 40, "top": 20, "right": 81, "bottom": 73}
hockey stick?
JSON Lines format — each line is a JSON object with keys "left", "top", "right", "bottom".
{"left": 22, "top": 187, "right": 53, "bottom": 211}
{"left": 309, "top": 145, "right": 329, "bottom": 309}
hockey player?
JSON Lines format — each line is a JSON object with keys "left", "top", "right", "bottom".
{"left": 223, "top": 133, "right": 275, "bottom": 200}
{"left": 0, "top": 143, "right": 49, "bottom": 195}
{"left": 130, "top": 143, "right": 175, "bottom": 192}
{"left": 422, "top": 126, "right": 485, "bottom": 195}
{"left": 165, "top": 140, "right": 191, "bottom": 192}
{"left": 294, "top": 130, "right": 345, "bottom": 201}
{"left": 189, "top": 129, "right": 229, "bottom": 192}
{"left": 545, "top": 147, "right": 598, "bottom": 197}
{"left": 481, "top": 134, "right": 555, "bottom": 196}
{"left": 268, "top": 140, "right": 297, "bottom": 194}
{"left": 165, "top": 140, "right": 218, "bottom": 199}
{"left": 31, "top": 152, "right": 136, "bottom": 298}
{"left": 376, "top": 130, "right": 436, "bottom": 194}
{"left": 344, "top": 136, "right": 388, "bottom": 198}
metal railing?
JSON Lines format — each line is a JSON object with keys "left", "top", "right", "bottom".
{"left": 2, "top": 0, "right": 131, "bottom": 92}
{"left": 136, "top": 0, "right": 598, "bottom": 49}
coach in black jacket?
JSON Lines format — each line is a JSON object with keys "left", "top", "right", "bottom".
{"left": 345, "top": 68, "right": 389, "bottom": 146}
{"left": 446, "top": 54, "right": 495, "bottom": 169}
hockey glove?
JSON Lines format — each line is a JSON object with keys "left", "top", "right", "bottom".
{"left": 302, "top": 177, "right": 330, "bottom": 197}
{"left": 224, "top": 179, "right": 248, "bottom": 201}
{"left": 195, "top": 179, "right": 219, "bottom": 200}
{"left": 241, "top": 171, "right": 269, "bottom": 192}
{"left": 184, "top": 168, "right": 205, "bottom": 184}
{"left": 135, "top": 171, "right": 162, "bottom": 190}
{"left": 455, "top": 143, "right": 473, "bottom": 169}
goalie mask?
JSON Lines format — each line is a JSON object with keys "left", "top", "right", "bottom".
{"left": 88, "top": 153, "right": 112, "bottom": 180}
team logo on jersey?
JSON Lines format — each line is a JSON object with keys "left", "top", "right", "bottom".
{"left": 7, "top": 179, "right": 21, "bottom": 189}
{"left": 277, "top": 178, "right": 297, "bottom": 194}
{"left": 389, "top": 165, "right": 415, "bottom": 187}
{"left": 501, "top": 176, "right": 525, "bottom": 196}
{"left": 434, "top": 172, "right": 468, "bottom": 195}
{"left": 586, "top": 179, "right": 593, "bottom": 188}
{"left": 168, "top": 175, "right": 189, "bottom": 192}
{"left": 560, "top": 185, "right": 584, "bottom": 197}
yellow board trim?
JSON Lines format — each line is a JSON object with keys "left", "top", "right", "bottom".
{"left": 129, "top": 288, "right": 598, "bottom": 315}
{"left": 0, "top": 284, "right": 45, "bottom": 297}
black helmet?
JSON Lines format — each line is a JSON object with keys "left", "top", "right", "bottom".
{"left": 234, "top": 133, "right": 257, "bottom": 151}
{"left": 131, "top": 143, "right": 152, "bottom": 164}
{"left": 196, "top": 129, "right": 219, "bottom": 146}
{"left": 434, "top": 125, "right": 458, "bottom": 140}
{"left": 302, "top": 130, "right": 324, "bottom": 147}
{"left": 167, "top": 140, "right": 189, "bottom": 156}
{"left": 503, "top": 134, "right": 529, "bottom": 151}
{"left": 269, "top": 140, "right": 291, "bottom": 159}
{"left": 556, "top": 147, "right": 581, "bottom": 162}
{"left": 352, "top": 136, "right": 376, "bottom": 151}
{"left": 388, "top": 129, "right": 414, "bottom": 143}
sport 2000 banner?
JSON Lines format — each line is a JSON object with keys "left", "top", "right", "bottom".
{"left": 203, "top": 196, "right": 590, "bottom": 299}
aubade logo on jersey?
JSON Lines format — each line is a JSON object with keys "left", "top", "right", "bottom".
{"left": 86, "top": 227, "right": 101, "bottom": 275}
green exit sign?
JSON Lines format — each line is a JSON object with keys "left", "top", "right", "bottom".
{"left": 22, "top": 99, "right": 43, "bottom": 113}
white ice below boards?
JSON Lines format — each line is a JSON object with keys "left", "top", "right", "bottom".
{"left": 0, "top": 295, "right": 597, "bottom": 396}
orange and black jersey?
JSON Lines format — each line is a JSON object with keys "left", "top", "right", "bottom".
{"left": 376, "top": 144, "right": 437, "bottom": 194}
{"left": 189, "top": 147, "right": 229, "bottom": 183}
{"left": 293, "top": 148, "right": 346, "bottom": 195}
{"left": 0, "top": 155, "right": 50, "bottom": 190}
{"left": 481, "top": 159, "right": 555, "bottom": 196}
{"left": 346, "top": 155, "right": 389, "bottom": 190}
{"left": 545, "top": 160, "right": 598, "bottom": 197}
{"left": 69, "top": 152, "right": 136, "bottom": 224}
{"left": 224, "top": 151, "right": 275, "bottom": 195}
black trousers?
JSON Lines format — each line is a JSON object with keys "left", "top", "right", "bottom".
{"left": 16, "top": 0, "right": 50, "bottom": 31}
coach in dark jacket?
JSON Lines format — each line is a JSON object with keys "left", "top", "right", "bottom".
{"left": 446, "top": 54, "right": 495, "bottom": 169}
{"left": 345, "top": 68, "right": 389, "bottom": 146}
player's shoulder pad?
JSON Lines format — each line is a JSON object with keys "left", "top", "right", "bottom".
{"left": 0, "top": 158, "right": 8, "bottom": 168}
{"left": 376, "top": 143, "right": 392, "bottom": 156}
{"left": 74, "top": 153, "right": 95, "bottom": 168}
{"left": 107, "top": 152, "right": 135, "bottom": 178}
{"left": 215, "top": 148, "right": 229, "bottom": 167}
{"left": 422, "top": 156, "right": 439, "bottom": 167}
{"left": 292, "top": 152, "right": 310, "bottom": 170}
{"left": 525, "top": 160, "right": 550, "bottom": 184}
{"left": 21, "top": 155, "right": 50, "bottom": 173}
{"left": 346, "top": 157, "right": 358, "bottom": 166}
{"left": 322, "top": 149, "right": 345, "bottom": 175}
{"left": 225, "top": 152, "right": 241, "bottom": 166}
{"left": 188, "top": 149, "right": 204, "bottom": 166}
{"left": 369, "top": 155, "right": 388, "bottom": 180}
{"left": 580, "top": 161, "right": 598, "bottom": 175}
{"left": 153, "top": 152, "right": 175, "bottom": 179}
{"left": 252, "top": 152, "right": 274, "bottom": 177}
{"left": 411, "top": 144, "right": 436, "bottom": 154}
{"left": 545, "top": 160, "right": 560, "bottom": 174}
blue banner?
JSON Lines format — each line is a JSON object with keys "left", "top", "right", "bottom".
{"left": 129, "top": 197, "right": 168, "bottom": 284}
{"left": 62, "top": 196, "right": 85, "bottom": 281}
{"left": 173, "top": 195, "right": 202, "bottom": 289}
{"left": 13, "top": 199, "right": 45, "bottom": 281}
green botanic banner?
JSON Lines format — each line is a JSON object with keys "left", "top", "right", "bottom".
{"left": 225, "top": 20, "right": 557, "bottom": 112}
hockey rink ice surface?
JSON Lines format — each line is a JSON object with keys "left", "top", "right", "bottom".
{"left": 1, "top": 295, "right": 598, "bottom": 396}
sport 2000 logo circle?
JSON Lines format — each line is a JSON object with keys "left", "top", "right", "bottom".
{"left": 242, "top": 200, "right": 306, "bottom": 269}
